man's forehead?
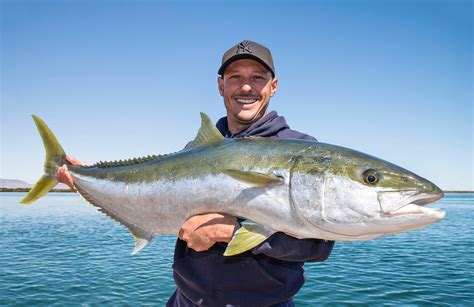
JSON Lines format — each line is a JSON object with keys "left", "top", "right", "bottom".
{"left": 224, "top": 59, "right": 270, "bottom": 74}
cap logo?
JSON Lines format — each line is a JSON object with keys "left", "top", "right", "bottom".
{"left": 236, "top": 41, "right": 252, "bottom": 54}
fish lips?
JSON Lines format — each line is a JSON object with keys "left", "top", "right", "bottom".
{"left": 382, "top": 190, "right": 445, "bottom": 220}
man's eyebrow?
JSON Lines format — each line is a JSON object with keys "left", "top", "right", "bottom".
{"left": 226, "top": 70, "right": 269, "bottom": 74}
{"left": 223, "top": 70, "right": 242, "bottom": 76}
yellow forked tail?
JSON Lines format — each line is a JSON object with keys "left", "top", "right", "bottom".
{"left": 20, "top": 115, "right": 66, "bottom": 204}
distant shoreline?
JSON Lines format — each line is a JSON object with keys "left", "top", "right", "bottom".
{"left": 0, "top": 188, "right": 472, "bottom": 194}
{"left": 442, "top": 191, "right": 474, "bottom": 194}
{"left": 0, "top": 188, "right": 73, "bottom": 193}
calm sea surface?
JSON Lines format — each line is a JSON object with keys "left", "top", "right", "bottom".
{"left": 1, "top": 193, "right": 473, "bottom": 306}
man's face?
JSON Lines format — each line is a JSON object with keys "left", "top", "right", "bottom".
{"left": 218, "top": 59, "right": 278, "bottom": 131}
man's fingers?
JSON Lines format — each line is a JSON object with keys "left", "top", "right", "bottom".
{"left": 57, "top": 165, "right": 77, "bottom": 191}
{"left": 178, "top": 214, "right": 235, "bottom": 252}
{"left": 186, "top": 241, "right": 214, "bottom": 252}
{"left": 66, "top": 155, "right": 91, "bottom": 167}
{"left": 64, "top": 172, "right": 77, "bottom": 192}
{"left": 191, "top": 242, "right": 215, "bottom": 252}
{"left": 66, "top": 155, "right": 81, "bottom": 166}
{"left": 179, "top": 226, "right": 216, "bottom": 251}
{"left": 178, "top": 228, "right": 187, "bottom": 241}
{"left": 57, "top": 165, "right": 67, "bottom": 182}
{"left": 65, "top": 172, "right": 77, "bottom": 192}
{"left": 60, "top": 156, "right": 87, "bottom": 192}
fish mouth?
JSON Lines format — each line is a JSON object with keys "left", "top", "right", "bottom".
{"left": 412, "top": 193, "right": 443, "bottom": 206}
{"left": 384, "top": 190, "right": 445, "bottom": 219}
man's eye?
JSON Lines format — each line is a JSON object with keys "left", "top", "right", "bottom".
{"left": 229, "top": 75, "right": 240, "bottom": 79}
{"left": 253, "top": 75, "right": 265, "bottom": 80}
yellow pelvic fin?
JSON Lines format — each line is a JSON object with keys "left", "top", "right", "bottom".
{"left": 223, "top": 220, "right": 275, "bottom": 256}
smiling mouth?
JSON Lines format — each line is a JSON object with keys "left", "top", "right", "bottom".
{"left": 385, "top": 191, "right": 444, "bottom": 218}
{"left": 235, "top": 97, "right": 259, "bottom": 104}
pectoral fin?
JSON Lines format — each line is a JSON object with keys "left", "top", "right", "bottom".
{"left": 222, "top": 169, "right": 284, "bottom": 187}
{"left": 224, "top": 220, "right": 275, "bottom": 256}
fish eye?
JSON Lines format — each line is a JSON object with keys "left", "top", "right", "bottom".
{"left": 363, "top": 169, "right": 380, "bottom": 185}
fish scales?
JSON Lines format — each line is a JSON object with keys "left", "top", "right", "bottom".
{"left": 70, "top": 138, "right": 308, "bottom": 237}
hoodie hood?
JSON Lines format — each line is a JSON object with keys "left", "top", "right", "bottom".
{"left": 216, "top": 111, "right": 289, "bottom": 138}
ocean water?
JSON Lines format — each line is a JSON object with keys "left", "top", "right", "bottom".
{"left": 1, "top": 192, "right": 473, "bottom": 306}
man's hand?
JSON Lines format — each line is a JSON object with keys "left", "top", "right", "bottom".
{"left": 57, "top": 155, "right": 88, "bottom": 192}
{"left": 179, "top": 213, "right": 238, "bottom": 252}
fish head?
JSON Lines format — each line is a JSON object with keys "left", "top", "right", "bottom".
{"left": 290, "top": 144, "right": 445, "bottom": 240}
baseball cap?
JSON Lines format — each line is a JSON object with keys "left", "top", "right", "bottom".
{"left": 218, "top": 40, "right": 275, "bottom": 77}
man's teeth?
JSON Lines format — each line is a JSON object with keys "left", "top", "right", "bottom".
{"left": 236, "top": 98, "right": 258, "bottom": 104}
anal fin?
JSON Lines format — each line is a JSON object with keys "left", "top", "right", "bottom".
{"left": 76, "top": 186, "right": 154, "bottom": 255}
{"left": 132, "top": 237, "right": 149, "bottom": 255}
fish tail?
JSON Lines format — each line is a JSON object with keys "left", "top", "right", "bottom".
{"left": 20, "top": 115, "right": 66, "bottom": 204}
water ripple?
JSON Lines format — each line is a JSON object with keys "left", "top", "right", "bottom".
{"left": 1, "top": 193, "right": 473, "bottom": 305}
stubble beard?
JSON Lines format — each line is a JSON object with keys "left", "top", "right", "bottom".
{"left": 227, "top": 99, "right": 269, "bottom": 133}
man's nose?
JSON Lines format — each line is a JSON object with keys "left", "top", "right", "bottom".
{"left": 240, "top": 83, "right": 252, "bottom": 92}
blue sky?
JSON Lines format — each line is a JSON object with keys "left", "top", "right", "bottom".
{"left": 1, "top": 0, "right": 472, "bottom": 190}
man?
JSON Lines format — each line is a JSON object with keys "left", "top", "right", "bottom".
{"left": 58, "top": 40, "right": 335, "bottom": 306}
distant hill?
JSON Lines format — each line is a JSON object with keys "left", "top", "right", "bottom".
{"left": 0, "top": 179, "right": 71, "bottom": 191}
{"left": 0, "top": 179, "right": 32, "bottom": 188}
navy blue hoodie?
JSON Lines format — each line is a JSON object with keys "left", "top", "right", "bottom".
{"left": 167, "top": 112, "right": 335, "bottom": 307}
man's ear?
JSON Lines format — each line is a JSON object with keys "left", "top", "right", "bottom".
{"left": 270, "top": 77, "right": 278, "bottom": 97}
{"left": 218, "top": 77, "right": 224, "bottom": 96}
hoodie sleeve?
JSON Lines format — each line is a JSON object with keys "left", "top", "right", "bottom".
{"left": 251, "top": 232, "right": 335, "bottom": 262}
{"left": 277, "top": 129, "right": 317, "bottom": 141}
{"left": 232, "top": 218, "right": 334, "bottom": 262}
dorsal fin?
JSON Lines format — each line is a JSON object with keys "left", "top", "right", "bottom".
{"left": 188, "top": 112, "right": 224, "bottom": 148}
{"left": 94, "top": 154, "right": 163, "bottom": 168}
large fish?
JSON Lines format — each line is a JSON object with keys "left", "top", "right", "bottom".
{"left": 21, "top": 113, "right": 445, "bottom": 256}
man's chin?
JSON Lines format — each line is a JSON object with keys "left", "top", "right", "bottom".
{"left": 234, "top": 111, "right": 260, "bottom": 124}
